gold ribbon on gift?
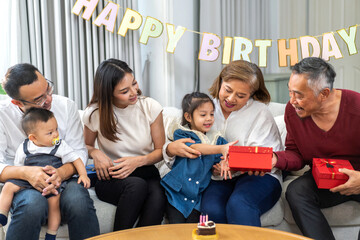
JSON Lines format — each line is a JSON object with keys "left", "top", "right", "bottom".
{"left": 230, "top": 146, "right": 272, "bottom": 154}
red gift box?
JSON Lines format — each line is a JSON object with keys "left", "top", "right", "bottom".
{"left": 312, "top": 158, "right": 354, "bottom": 189}
{"left": 228, "top": 146, "right": 272, "bottom": 172}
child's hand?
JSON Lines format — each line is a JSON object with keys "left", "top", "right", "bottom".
{"left": 220, "top": 160, "right": 232, "bottom": 180}
{"left": 212, "top": 163, "right": 221, "bottom": 176}
{"left": 221, "top": 140, "right": 239, "bottom": 161}
{"left": 78, "top": 175, "right": 91, "bottom": 189}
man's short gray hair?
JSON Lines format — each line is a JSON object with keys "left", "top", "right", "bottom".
{"left": 291, "top": 57, "right": 336, "bottom": 95}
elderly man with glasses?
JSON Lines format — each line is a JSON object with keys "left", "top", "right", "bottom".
{"left": 0, "top": 63, "right": 100, "bottom": 240}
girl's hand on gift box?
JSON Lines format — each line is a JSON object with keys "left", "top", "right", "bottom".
{"left": 221, "top": 140, "right": 239, "bottom": 161}
{"left": 330, "top": 168, "right": 360, "bottom": 195}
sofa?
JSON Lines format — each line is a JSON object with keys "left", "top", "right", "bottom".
{"left": 1, "top": 102, "right": 360, "bottom": 240}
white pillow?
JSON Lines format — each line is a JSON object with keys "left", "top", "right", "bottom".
{"left": 162, "top": 107, "right": 182, "bottom": 139}
{"left": 268, "top": 102, "right": 286, "bottom": 118}
{"left": 273, "top": 114, "right": 311, "bottom": 176}
{"left": 274, "top": 114, "right": 286, "bottom": 150}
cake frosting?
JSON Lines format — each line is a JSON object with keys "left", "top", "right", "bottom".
{"left": 196, "top": 220, "right": 216, "bottom": 235}
{"left": 192, "top": 214, "right": 218, "bottom": 240}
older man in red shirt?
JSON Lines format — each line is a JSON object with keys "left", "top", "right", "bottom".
{"left": 272, "top": 57, "right": 360, "bottom": 240}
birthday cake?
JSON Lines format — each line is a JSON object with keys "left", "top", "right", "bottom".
{"left": 192, "top": 215, "right": 219, "bottom": 240}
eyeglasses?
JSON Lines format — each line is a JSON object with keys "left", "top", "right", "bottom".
{"left": 19, "top": 79, "right": 54, "bottom": 107}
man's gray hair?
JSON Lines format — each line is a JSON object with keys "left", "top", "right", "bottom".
{"left": 291, "top": 57, "right": 336, "bottom": 95}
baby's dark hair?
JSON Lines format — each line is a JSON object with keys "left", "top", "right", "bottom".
{"left": 181, "top": 92, "right": 215, "bottom": 126}
{"left": 22, "top": 107, "right": 55, "bottom": 135}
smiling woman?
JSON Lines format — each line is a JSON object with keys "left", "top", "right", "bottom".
{"left": 112, "top": 73, "right": 139, "bottom": 109}
{"left": 82, "top": 58, "right": 166, "bottom": 232}
{"left": 165, "top": 60, "right": 283, "bottom": 227}
{"left": 208, "top": 60, "right": 270, "bottom": 119}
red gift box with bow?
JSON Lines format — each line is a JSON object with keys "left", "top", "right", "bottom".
{"left": 312, "top": 158, "right": 354, "bottom": 189}
{"left": 228, "top": 146, "right": 272, "bottom": 172}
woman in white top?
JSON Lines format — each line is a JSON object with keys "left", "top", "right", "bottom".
{"left": 83, "top": 59, "right": 166, "bottom": 231}
{"left": 166, "top": 60, "right": 282, "bottom": 226}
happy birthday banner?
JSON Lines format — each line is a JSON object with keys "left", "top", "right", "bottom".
{"left": 72, "top": 0, "right": 359, "bottom": 68}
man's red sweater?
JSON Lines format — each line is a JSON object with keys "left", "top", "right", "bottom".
{"left": 275, "top": 89, "right": 360, "bottom": 171}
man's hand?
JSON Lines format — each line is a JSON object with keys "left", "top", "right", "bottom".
{"left": 330, "top": 168, "right": 360, "bottom": 195}
{"left": 42, "top": 165, "right": 62, "bottom": 196}
{"left": 24, "top": 166, "right": 54, "bottom": 193}
{"left": 167, "top": 138, "right": 201, "bottom": 158}
{"left": 272, "top": 152, "right": 278, "bottom": 168}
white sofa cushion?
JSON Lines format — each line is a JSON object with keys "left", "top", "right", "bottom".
{"left": 274, "top": 114, "right": 286, "bottom": 148}
{"left": 268, "top": 102, "right": 286, "bottom": 118}
{"left": 260, "top": 199, "right": 285, "bottom": 227}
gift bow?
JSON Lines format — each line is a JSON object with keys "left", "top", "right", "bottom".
{"left": 319, "top": 159, "right": 338, "bottom": 179}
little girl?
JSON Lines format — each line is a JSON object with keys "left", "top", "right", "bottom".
{"left": 0, "top": 108, "right": 90, "bottom": 240}
{"left": 161, "top": 92, "right": 237, "bottom": 223}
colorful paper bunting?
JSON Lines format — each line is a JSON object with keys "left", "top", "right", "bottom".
{"left": 71, "top": 0, "right": 360, "bottom": 67}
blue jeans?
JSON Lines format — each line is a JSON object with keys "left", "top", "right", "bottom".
{"left": 7, "top": 178, "right": 100, "bottom": 240}
{"left": 201, "top": 174, "right": 281, "bottom": 226}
